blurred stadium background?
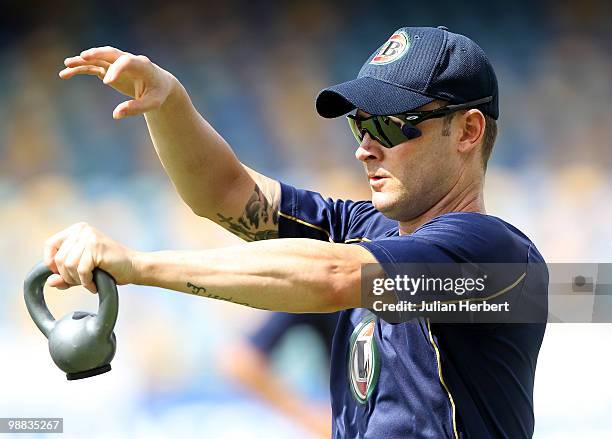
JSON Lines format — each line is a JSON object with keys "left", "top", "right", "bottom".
{"left": 1, "top": 1, "right": 611, "bottom": 437}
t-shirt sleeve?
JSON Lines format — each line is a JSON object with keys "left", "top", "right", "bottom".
{"left": 278, "top": 182, "right": 383, "bottom": 242}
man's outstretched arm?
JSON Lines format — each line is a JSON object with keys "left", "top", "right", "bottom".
{"left": 133, "top": 239, "right": 370, "bottom": 312}
{"left": 60, "top": 46, "right": 280, "bottom": 241}
{"left": 43, "top": 223, "right": 377, "bottom": 312}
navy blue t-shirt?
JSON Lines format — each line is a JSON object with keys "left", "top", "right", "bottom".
{"left": 278, "top": 183, "right": 547, "bottom": 439}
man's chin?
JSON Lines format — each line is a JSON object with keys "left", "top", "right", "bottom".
{"left": 371, "top": 193, "right": 398, "bottom": 216}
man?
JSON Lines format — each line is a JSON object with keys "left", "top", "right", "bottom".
{"left": 48, "top": 26, "right": 547, "bottom": 437}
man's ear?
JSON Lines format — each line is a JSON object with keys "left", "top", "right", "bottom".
{"left": 457, "top": 109, "right": 486, "bottom": 154}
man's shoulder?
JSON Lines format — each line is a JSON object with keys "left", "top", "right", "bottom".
{"left": 417, "top": 212, "right": 538, "bottom": 253}
{"left": 277, "top": 182, "right": 397, "bottom": 242}
{"left": 367, "top": 212, "right": 543, "bottom": 264}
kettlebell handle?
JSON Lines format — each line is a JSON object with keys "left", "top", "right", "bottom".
{"left": 23, "top": 262, "right": 119, "bottom": 339}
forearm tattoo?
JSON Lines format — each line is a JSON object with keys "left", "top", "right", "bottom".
{"left": 216, "top": 184, "right": 279, "bottom": 241}
{"left": 186, "top": 281, "right": 269, "bottom": 310}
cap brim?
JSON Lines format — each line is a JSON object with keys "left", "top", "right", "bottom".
{"left": 316, "top": 76, "right": 435, "bottom": 118}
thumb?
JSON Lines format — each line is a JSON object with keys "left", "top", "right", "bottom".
{"left": 112, "top": 91, "right": 164, "bottom": 119}
{"left": 46, "top": 273, "right": 70, "bottom": 290}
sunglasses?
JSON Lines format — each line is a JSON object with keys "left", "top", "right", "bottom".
{"left": 346, "top": 96, "right": 493, "bottom": 148}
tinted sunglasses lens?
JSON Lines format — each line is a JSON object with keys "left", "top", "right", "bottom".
{"left": 347, "top": 116, "right": 363, "bottom": 143}
{"left": 347, "top": 116, "right": 393, "bottom": 148}
{"left": 376, "top": 116, "right": 412, "bottom": 147}
{"left": 347, "top": 115, "right": 417, "bottom": 148}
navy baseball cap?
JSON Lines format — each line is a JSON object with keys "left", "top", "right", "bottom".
{"left": 316, "top": 26, "right": 499, "bottom": 120}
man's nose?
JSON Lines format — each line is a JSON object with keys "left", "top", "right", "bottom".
{"left": 355, "top": 133, "right": 383, "bottom": 162}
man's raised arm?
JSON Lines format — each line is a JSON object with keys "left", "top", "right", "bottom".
{"left": 60, "top": 46, "right": 280, "bottom": 241}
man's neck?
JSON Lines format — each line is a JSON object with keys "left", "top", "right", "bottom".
{"left": 398, "top": 178, "right": 485, "bottom": 235}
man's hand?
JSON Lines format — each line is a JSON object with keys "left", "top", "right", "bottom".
{"left": 59, "top": 46, "right": 177, "bottom": 119}
{"left": 43, "top": 222, "right": 137, "bottom": 293}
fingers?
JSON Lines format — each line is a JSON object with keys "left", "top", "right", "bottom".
{"left": 80, "top": 46, "right": 125, "bottom": 64}
{"left": 60, "top": 47, "right": 168, "bottom": 119}
{"left": 43, "top": 223, "right": 84, "bottom": 273}
{"left": 60, "top": 56, "right": 110, "bottom": 80}
{"left": 43, "top": 222, "right": 98, "bottom": 293}
{"left": 58, "top": 47, "right": 126, "bottom": 82}
{"left": 103, "top": 53, "right": 151, "bottom": 85}
{"left": 77, "top": 247, "right": 97, "bottom": 293}
{"left": 64, "top": 56, "right": 111, "bottom": 69}
{"left": 59, "top": 65, "right": 107, "bottom": 80}
{"left": 54, "top": 230, "right": 85, "bottom": 286}
{"left": 102, "top": 54, "right": 132, "bottom": 85}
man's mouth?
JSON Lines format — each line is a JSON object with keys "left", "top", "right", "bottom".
{"left": 368, "top": 173, "right": 389, "bottom": 188}
{"left": 368, "top": 172, "right": 390, "bottom": 181}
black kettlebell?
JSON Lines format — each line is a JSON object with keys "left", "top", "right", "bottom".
{"left": 23, "top": 262, "right": 119, "bottom": 380}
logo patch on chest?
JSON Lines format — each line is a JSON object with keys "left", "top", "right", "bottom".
{"left": 348, "top": 314, "right": 380, "bottom": 404}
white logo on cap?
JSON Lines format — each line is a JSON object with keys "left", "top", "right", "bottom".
{"left": 370, "top": 31, "right": 410, "bottom": 65}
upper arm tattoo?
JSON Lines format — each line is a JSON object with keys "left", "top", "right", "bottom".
{"left": 216, "top": 183, "right": 279, "bottom": 241}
